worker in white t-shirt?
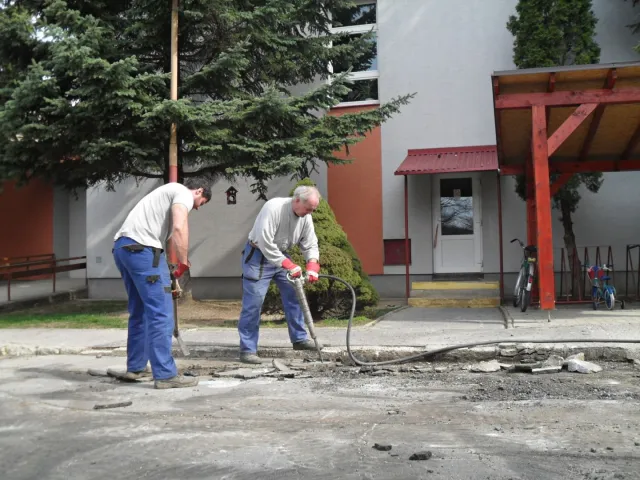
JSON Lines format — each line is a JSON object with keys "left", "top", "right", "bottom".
{"left": 237, "top": 185, "right": 323, "bottom": 364}
{"left": 112, "top": 179, "right": 211, "bottom": 389}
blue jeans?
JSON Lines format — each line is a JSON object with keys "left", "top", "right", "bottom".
{"left": 237, "top": 242, "right": 308, "bottom": 353}
{"left": 112, "top": 236, "right": 177, "bottom": 380}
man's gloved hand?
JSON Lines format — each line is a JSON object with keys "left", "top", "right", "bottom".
{"left": 173, "top": 262, "right": 189, "bottom": 279}
{"left": 282, "top": 258, "right": 302, "bottom": 278}
{"left": 306, "top": 261, "right": 320, "bottom": 283}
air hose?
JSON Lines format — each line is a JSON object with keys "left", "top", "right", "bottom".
{"left": 318, "top": 274, "right": 640, "bottom": 367}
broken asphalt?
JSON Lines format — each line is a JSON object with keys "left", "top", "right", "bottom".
{"left": 2, "top": 305, "right": 640, "bottom": 364}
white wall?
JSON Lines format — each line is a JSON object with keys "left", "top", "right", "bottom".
{"left": 379, "top": 0, "right": 640, "bottom": 276}
{"left": 378, "top": 0, "right": 518, "bottom": 274}
{"left": 68, "top": 191, "right": 87, "bottom": 278}
{"left": 86, "top": 172, "right": 326, "bottom": 281}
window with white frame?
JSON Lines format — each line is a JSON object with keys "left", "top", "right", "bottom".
{"left": 330, "top": 1, "right": 378, "bottom": 105}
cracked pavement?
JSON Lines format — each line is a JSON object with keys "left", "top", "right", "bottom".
{"left": 1, "top": 354, "right": 639, "bottom": 479}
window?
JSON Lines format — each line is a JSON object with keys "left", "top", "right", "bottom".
{"left": 440, "top": 178, "right": 474, "bottom": 236}
{"left": 330, "top": 2, "right": 378, "bottom": 106}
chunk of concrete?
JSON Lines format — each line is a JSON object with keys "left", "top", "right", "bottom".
{"left": 531, "top": 366, "right": 562, "bottom": 375}
{"left": 499, "top": 348, "right": 518, "bottom": 357}
{"left": 567, "top": 359, "right": 602, "bottom": 374}
{"left": 563, "top": 353, "right": 585, "bottom": 366}
{"left": 470, "top": 360, "right": 501, "bottom": 373}
{"left": 542, "top": 355, "right": 564, "bottom": 368}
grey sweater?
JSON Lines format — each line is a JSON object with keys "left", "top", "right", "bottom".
{"left": 248, "top": 197, "right": 319, "bottom": 266}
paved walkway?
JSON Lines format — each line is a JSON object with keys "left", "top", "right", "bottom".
{"left": 0, "top": 277, "right": 87, "bottom": 305}
{"left": 2, "top": 305, "right": 640, "bottom": 356}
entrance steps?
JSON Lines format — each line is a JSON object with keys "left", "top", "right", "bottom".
{"left": 409, "top": 280, "right": 500, "bottom": 308}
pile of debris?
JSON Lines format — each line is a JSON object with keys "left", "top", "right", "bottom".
{"left": 470, "top": 352, "right": 603, "bottom": 375}
{"left": 212, "top": 359, "right": 319, "bottom": 380}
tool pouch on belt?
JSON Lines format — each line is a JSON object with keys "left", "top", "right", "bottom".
{"left": 151, "top": 248, "right": 161, "bottom": 268}
{"left": 241, "top": 245, "right": 266, "bottom": 281}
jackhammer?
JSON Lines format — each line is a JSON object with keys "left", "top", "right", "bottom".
{"left": 292, "top": 273, "right": 640, "bottom": 368}
{"left": 287, "top": 272, "right": 324, "bottom": 363}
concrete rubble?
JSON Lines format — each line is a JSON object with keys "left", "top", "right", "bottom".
{"left": 470, "top": 359, "right": 502, "bottom": 373}
{"left": 469, "top": 352, "right": 603, "bottom": 375}
{"left": 567, "top": 359, "right": 603, "bottom": 374}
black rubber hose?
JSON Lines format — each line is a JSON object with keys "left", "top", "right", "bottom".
{"left": 318, "top": 274, "right": 640, "bottom": 367}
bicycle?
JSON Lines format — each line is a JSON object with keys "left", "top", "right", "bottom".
{"left": 587, "top": 264, "right": 625, "bottom": 310}
{"left": 510, "top": 238, "right": 537, "bottom": 312}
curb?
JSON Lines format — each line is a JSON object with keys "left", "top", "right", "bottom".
{"left": 2, "top": 341, "right": 639, "bottom": 365}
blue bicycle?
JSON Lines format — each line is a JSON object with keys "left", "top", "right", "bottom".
{"left": 587, "top": 264, "right": 625, "bottom": 310}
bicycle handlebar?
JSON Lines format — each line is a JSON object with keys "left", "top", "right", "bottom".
{"left": 510, "top": 238, "right": 524, "bottom": 247}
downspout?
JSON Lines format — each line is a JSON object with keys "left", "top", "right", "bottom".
{"left": 497, "top": 171, "right": 504, "bottom": 303}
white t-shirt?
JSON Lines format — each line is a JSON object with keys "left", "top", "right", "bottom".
{"left": 114, "top": 183, "right": 194, "bottom": 249}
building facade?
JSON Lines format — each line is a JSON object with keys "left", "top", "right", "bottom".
{"left": 4, "top": 0, "right": 640, "bottom": 301}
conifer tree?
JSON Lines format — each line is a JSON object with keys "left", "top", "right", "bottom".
{"left": 0, "top": 0, "right": 412, "bottom": 198}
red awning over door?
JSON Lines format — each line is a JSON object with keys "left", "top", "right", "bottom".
{"left": 394, "top": 145, "right": 498, "bottom": 175}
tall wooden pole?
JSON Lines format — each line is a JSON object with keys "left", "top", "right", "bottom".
{"left": 169, "top": 0, "right": 179, "bottom": 183}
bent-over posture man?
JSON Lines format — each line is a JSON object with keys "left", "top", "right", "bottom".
{"left": 112, "top": 179, "right": 211, "bottom": 388}
{"left": 238, "top": 185, "right": 323, "bottom": 364}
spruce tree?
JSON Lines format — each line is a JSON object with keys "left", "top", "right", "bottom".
{"left": 506, "top": 0, "right": 602, "bottom": 298}
{"left": 0, "top": 0, "right": 413, "bottom": 198}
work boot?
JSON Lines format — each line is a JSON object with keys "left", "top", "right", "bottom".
{"left": 107, "top": 365, "right": 152, "bottom": 382}
{"left": 239, "top": 352, "right": 262, "bottom": 364}
{"left": 122, "top": 365, "right": 152, "bottom": 381}
{"left": 293, "top": 339, "right": 323, "bottom": 351}
{"left": 154, "top": 374, "right": 199, "bottom": 390}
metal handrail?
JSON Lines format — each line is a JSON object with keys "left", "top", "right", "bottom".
{"left": 1, "top": 255, "right": 87, "bottom": 302}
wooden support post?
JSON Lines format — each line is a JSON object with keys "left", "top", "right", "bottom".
{"left": 169, "top": 0, "right": 179, "bottom": 184}
{"left": 549, "top": 172, "right": 572, "bottom": 197}
{"left": 547, "top": 103, "right": 598, "bottom": 157}
{"left": 526, "top": 161, "right": 536, "bottom": 246}
{"left": 531, "top": 105, "right": 555, "bottom": 310}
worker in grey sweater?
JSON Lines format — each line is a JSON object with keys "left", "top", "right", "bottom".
{"left": 238, "top": 185, "right": 323, "bottom": 364}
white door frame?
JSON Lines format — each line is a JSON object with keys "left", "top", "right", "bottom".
{"left": 432, "top": 172, "right": 483, "bottom": 274}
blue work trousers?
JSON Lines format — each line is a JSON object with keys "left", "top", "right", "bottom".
{"left": 112, "top": 236, "right": 177, "bottom": 380}
{"left": 238, "top": 242, "right": 308, "bottom": 353}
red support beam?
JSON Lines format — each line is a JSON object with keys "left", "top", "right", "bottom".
{"left": 531, "top": 105, "right": 555, "bottom": 310}
{"left": 577, "top": 70, "right": 617, "bottom": 162}
{"left": 496, "top": 88, "right": 640, "bottom": 109}
{"left": 620, "top": 122, "right": 640, "bottom": 160}
{"left": 526, "top": 160, "right": 537, "bottom": 247}
{"left": 545, "top": 73, "right": 556, "bottom": 125}
{"left": 501, "top": 158, "right": 640, "bottom": 176}
{"left": 547, "top": 103, "right": 598, "bottom": 157}
{"left": 549, "top": 172, "right": 572, "bottom": 197}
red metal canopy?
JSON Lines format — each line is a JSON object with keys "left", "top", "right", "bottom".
{"left": 394, "top": 145, "right": 498, "bottom": 175}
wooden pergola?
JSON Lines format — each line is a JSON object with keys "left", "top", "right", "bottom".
{"left": 492, "top": 61, "right": 640, "bottom": 310}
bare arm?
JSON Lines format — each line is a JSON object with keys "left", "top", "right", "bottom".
{"left": 170, "top": 204, "right": 189, "bottom": 265}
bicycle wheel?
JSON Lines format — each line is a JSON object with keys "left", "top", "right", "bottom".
{"left": 520, "top": 289, "right": 531, "bottom": 312}
{"left": 605, "top": 289, "right": 615, "bottom": 310}
{"left": 513, "top": 267, "right": 524, "bottom": 307}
